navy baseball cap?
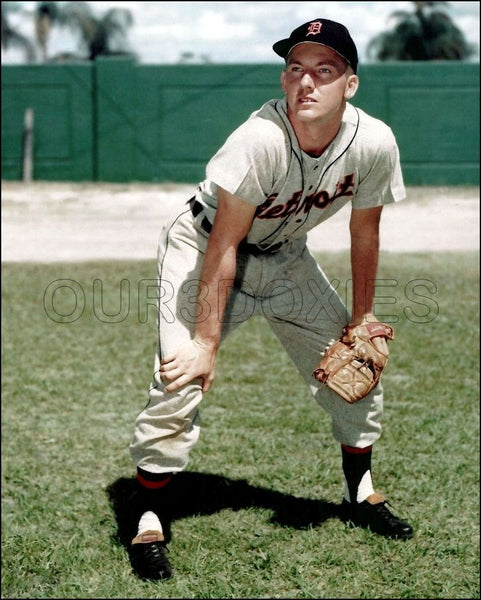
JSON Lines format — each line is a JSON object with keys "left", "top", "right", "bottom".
{"left": 273, "top": 18, "right": 358, "bottom": 73}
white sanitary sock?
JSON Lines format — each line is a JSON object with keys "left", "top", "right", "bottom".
{"left": 137, "top": 510, "right": 163, "bottom": 535}
{"left": 343, "top": 469, "right": 375, "bottom": 503}
{"left": 356, "top": 469, "right": 375, "bottom": 503}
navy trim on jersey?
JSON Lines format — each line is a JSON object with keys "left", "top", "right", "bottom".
{"left": 257, "top": 101, "right": 360, "bottom": 245}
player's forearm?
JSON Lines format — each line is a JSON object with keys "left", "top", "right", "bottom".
{"left": 194, "top": 242, "right": 237, "bottom": 348}
{"left": 350, "top": 231, "right": 379, "bottom": 323}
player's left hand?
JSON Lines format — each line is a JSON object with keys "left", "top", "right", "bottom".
{"left": 344, "top": 313, "right": 389, "bottom": 354}
{"left": 159, "top": 338, "right": 217, "bottom": 393}
{"left": 312, "top": 314, "right": 394, "bottom": 404}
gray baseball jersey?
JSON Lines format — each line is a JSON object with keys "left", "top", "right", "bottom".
{"left": 130, "top": 98, "right": 403, "bottom": 473}
{"left": 195, "top": 98, "right": 405, "bottom": 251}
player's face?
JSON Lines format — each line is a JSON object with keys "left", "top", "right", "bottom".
{"left": 281, "top": 43, "right": 358, "bottom": 125}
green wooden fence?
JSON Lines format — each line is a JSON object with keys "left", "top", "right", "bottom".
{"left": 2, "top": 58, "right": 479, "bottom": 185}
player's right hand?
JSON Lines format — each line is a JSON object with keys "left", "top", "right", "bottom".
{"left": 159, "top": 338, "right": 217, "bottom": 393}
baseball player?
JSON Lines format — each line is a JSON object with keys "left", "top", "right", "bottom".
{"left": 128, "top": 18, "right": 413, "bottom": 581}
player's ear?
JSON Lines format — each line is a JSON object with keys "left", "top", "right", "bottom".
{"left": 280, "top": 69, "right": 287, "bottom": 94}
{"left": 344, "top": 74, "right": 359, "bottom": 100}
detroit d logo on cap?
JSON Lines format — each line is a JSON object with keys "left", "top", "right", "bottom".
{"left": 306, "top": 21, "right": 323, "bottom": 36}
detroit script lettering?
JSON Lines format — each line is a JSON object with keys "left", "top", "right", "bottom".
{"left": 256, "top": 173, "right": 355, "bottom": 220}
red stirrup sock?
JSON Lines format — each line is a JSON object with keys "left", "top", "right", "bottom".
{"left": 136, "top": 467, "right": 172, "bottom": 491}
{"left": 135, "top": 467, "right": 173, "bottom": 514}
{"left": 341, "top": 444, "right": 374, "bottom": 503}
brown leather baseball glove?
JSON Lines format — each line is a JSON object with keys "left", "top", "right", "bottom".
{"left": 312, "top": 320, "right": 394, "bottom": 404}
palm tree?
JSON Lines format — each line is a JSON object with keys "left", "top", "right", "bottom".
{"left": 58, "top": 1, "right": 135, "bottom": 61}
{"left": 1, "top": 1, "right": 36, "bottom": 62}
{"left": 178, "top": 51, "right": 212, "bottom": 64}
{"left": 34, "top": 1, "right": 61, "bottom": 62}
{"left": 367, "top": 1, "right": 474, "bottom": 61}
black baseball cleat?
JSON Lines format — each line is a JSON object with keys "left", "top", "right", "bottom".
{"left": 130, "top": 530, "right": 173, "bottom": 580}
{"left": 342, "top": 493, "right": 413, "bottom": 540}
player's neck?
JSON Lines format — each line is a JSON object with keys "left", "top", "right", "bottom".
{"left": 297, "top": 123, "right": 340, "bottom": 158}
{"left": 289, "top": 115, "right": 342, "bottom": 158}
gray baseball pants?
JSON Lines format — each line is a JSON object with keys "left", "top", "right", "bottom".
{"left": 130, "top": 203, "right": 384, "bottom": 474}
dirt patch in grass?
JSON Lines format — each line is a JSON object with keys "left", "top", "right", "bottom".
{"left": 1, "top": 181, "right": 478, "bottom": 262}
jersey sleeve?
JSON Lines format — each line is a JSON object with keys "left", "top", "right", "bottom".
{"left": 205, "top": 116, "right": 286, "bottom": 207}
{"left": 351, "top": 127, "right": 406, "bottom": 209}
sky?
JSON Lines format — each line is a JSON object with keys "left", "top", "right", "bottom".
{"left": 2, "top": 1, "right": 480, "bottom": 65}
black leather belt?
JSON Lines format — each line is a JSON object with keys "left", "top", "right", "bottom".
{"left": 239, "top": 240, "right": 283, "bottom": 254}
{"left": 189, "top": 198, "right": 212, "bottom": 233}
{"left": 189, "top": 198, "right": 283, "bottom": 254}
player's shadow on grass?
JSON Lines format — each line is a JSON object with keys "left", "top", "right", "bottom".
{"left": 106, "top": 471, "right": 341, "bottom": 549}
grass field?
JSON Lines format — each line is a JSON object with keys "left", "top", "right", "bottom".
{"left": 1, "top": 250, "right": 479, "bottom": 599}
